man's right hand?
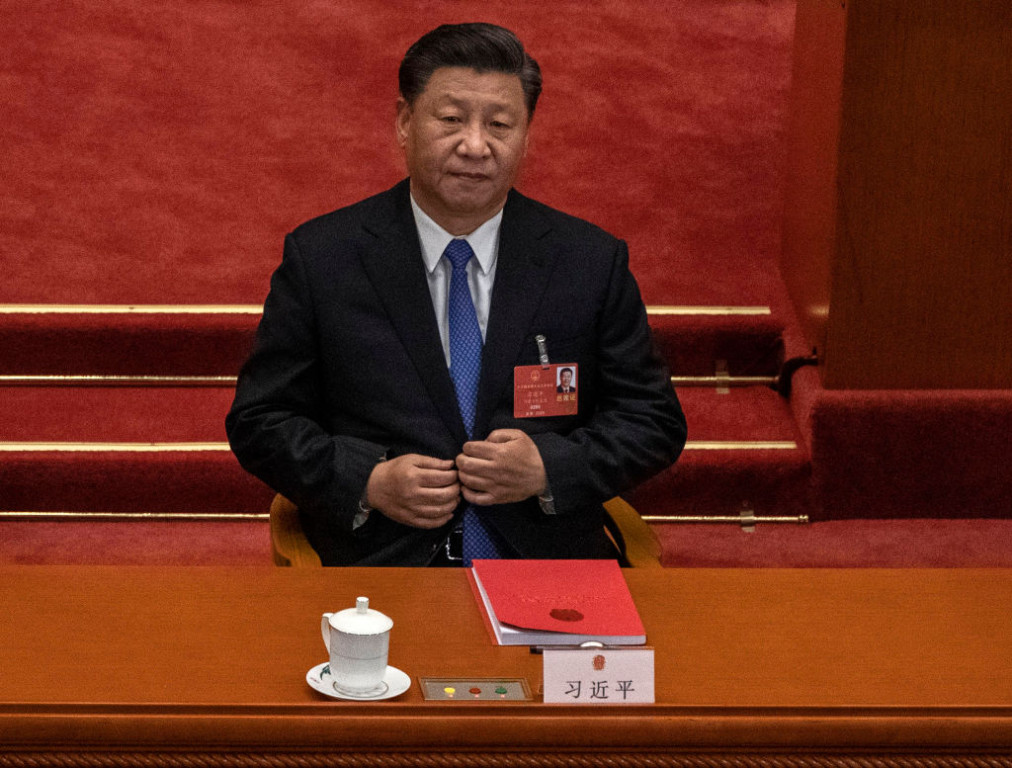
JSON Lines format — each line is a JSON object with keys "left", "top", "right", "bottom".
{"left": 365, "top": 454, "right": 460, "bottom": 529}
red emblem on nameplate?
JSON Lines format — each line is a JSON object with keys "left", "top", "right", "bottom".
{"left": 514, "top": 364, "right": 579, "bottom": 418}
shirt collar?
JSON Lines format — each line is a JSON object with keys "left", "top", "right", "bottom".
{"left": 410, "top": 195, "right": 502, "bottom": 276}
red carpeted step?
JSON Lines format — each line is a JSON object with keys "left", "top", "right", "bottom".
{"left": 6, "top": 517, "right": 1011, "bottom": 568}
{"left": 0, "top": 307, "right": 784, "bottom": 378}
{"left": 0, "top": 386, "right": 233, "bottom": 441}
{"left": 0, "top": 309, "right": 257, "bottom": 377}
{"left": 627, "top": 385, "right": 812, "bottom": 519}
{"left": 2, "top": 383, "right": 811, "bottom": 522}
{"left": 657, "top": 519, "right": 1012, "bottom": 568}
{"left": 0, "top": 386, "right": 273, "bottom": 514}
{"left": 0, "top": 383, "right": 815, "bottom": 564}
{"left": 0, "top": 520, "right": 271, "bottom": 565}
{"left": 2, "top": 382, "right": 817, "bottom": 568}
{"left": 673, "top": 385, "right": 803, "bottom": 442}
{"left": 1, "top": 450, "right": 274, "bottom": 515}
{"left": 649, "top": 311, "right": 784, "bottom": 378}
{"left": 789, "top": 367, "right": 1012, "bottom": 521}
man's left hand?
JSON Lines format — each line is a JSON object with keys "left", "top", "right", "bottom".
{"left": 456, "top": 429, "right": 547, "bottom": 506}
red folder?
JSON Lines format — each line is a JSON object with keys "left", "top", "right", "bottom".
{"left": 469, "top": 559, "right": 646, "bottom": 646}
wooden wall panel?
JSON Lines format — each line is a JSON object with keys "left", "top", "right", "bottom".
{"left": 781, "top": 0, "right": 1012, "bottom": 389}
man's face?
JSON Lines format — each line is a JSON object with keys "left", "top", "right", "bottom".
{"left": 561, "top": 370, "right": 573, "bottom": 388}
{"left": 396, "top": 66, "right": 530, "bottom": 234}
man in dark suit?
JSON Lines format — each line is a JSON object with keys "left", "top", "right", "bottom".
{"left": 226, "top": 23, "right": 686, "bottom": 566}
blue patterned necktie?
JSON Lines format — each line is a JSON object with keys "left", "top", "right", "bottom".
{"left": 444, "top": 238, "right": 500, "bottom": 564}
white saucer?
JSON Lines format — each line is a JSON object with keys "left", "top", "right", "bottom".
{"left": 306, "top": 662, "right": 411, "bottom": 701}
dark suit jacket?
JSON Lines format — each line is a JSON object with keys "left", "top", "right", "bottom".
{"left": 226, "top": 180, "right": 686, "bottom": 566}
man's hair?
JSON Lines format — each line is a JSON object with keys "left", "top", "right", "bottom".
{"left": 560, "top": 367, "right": 573, "bottom": 377}
{"left": 399, "top": 23, "right": 542, "bottom": 118}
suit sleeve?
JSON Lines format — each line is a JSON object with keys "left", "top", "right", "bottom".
{"left": 225, "top": 233, "right": 386, "bottom": 533}
{"left": 528, "top": 240, "right": 687, "bottom": 514}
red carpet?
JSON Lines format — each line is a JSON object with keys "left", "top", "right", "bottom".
{"left": 658, "top": 519, "right": 1012, "bottom": 568}
{"left": 0, "top": 521, "right": 272, "bottom": 566}
{"left": 2, "top": 0, "right": 795, "bottom": 308}
{"left": 4, "top": 519, "right": 1011, "bottom": 568}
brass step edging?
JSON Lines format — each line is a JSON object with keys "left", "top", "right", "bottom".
{"left": 642, "top": 514, "right": 809, "bottom": 524}
{"left": 0, "top": 511, "right": 268, "bottom": 521}
{"left": 0, "top": 304, "right": 771, "bottom": 317}
{"left": 0, "top": 440, "right": 797, "bottom": 452}
{"left": 0, "top": 510, "right": 808, "bottom": 524}
{"left": 0, "top": 442, "right": 231, "bottom": 452}
{"left": 1, "top": 374, "right": 777, "bottom": 388}
{"left": 646, "top": 306, "right": 772, "bottom": 316}
{"left": 0, "top": 304, "right": 263, "bottom": 314}
{"left": 684, "top": 440, "right": 797, "bottom": 450}
{"left": 671, "top": 375, "right": 777, "bottom": 387}
{"left": 0, "top": 375, "right": 237, "bottom": 387}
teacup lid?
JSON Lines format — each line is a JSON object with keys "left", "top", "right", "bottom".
{"left": 330, "top": 596, "right": 393, "bottom": 635}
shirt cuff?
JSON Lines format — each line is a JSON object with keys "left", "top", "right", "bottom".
{"left": 353, "top": 455, "right": 386, "bottom": 530}
{"left": 538, "top": 482, "right": 556, "bottom": 515}
{"left": 352, "top": 497, "right": 372, "bottom": 530}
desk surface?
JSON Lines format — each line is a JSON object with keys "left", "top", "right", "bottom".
{"left": 2, "top": 566, "right": 1012, "bottom": 760}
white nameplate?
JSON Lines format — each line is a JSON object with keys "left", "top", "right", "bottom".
{"left": 542, "top": 647, "right": 654, "bottom": 704}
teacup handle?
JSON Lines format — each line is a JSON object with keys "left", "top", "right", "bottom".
{"left": 321, "top": 612, "right": 333, "bottom": 653}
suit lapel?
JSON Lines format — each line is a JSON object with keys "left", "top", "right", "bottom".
{"left": 475, "top": 191, "right": 556, "bottom": 437}
{"left": 360, "top": 183, "right": 468, "bottom": 446}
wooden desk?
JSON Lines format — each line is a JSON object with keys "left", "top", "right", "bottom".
{"left": 2, "top": 567, "right": 1011, "bottom": 768}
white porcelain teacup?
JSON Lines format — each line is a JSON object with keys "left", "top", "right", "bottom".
{"left": 321, "top": 596, "right": 393, "bottom": 695}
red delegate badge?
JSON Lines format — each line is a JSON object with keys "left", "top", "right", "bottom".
{"left": 514, "top": 364, "right": 579, "bottom": 418}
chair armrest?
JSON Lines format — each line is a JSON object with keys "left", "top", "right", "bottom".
{"left": 269, "top": 494, "right": 323, "bottom": 567}
{"left": 604, "top": 497, "right": 663, "bottom": 568}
